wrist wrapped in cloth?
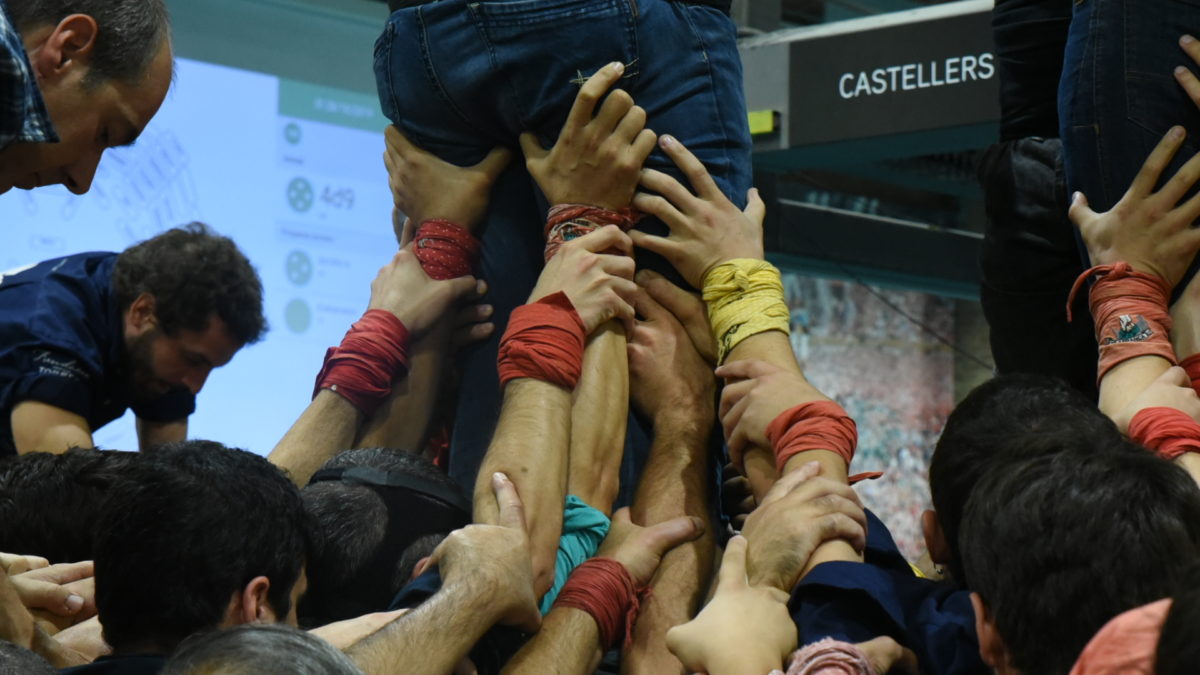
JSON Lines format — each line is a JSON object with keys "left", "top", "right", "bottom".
{"left": 784, "top": 638, "right": 876, "bottom": 675}
{"left": 552, "top": 557, "right": 646, "bottom": 650}
{"left": 1181, "top": 354, "right": 1200, "bottom": 395}
{"left": 1066, "top": 263, "right": 1176, "bottom": 385}
{"left": 766, "top": 401, "right": 857, "bottom": 474}
{"left": 702, "top": 260, "right": 790, "bottom": 364}
{"left": 497, "top": 292, "right": 587, "bottom": 390}
{"left": 313, "top": 309, "right": 410, "bottom": 414}
{"left": 413, "top": 219, "right": 480, "bottom": 280}
{"left": 543, "top": 204, "right": 642, "bottom": 262}
{"left": 1128, "top": 406, "right": 1200, "bottom": 461}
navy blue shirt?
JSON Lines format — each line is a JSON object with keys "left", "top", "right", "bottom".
{"left": 0, "top": 253, "right": 195, "bottom": 456}
{"left": 791, "top": 510, "right": 988, "bottom": 674}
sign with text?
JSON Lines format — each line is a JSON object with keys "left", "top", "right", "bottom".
{"left": 748, "top": 5, "right": 998, "bottom": 147}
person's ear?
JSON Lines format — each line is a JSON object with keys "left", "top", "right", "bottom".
{"left": 29, "top": 14, "right": 98, "bottom": 81}
{"left": 239, "top": 576, "right": 275, "bottom": 624}
{"left": 124, "top": 293, "right": 158, "bottom": 336}
{"left": 970, "top": 591, "right": 1009, "bottom": 671}
{"left": 411, "top": 556, "right": 433, "bottom": 581}
{"left": 921, "top": 509, "right": 950, "bottom": 567}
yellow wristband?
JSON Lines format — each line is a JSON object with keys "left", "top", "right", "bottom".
{"left": 702, "top": 259, "right": 790, "bottom": 364}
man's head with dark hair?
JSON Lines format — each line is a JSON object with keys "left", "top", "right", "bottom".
{"left": 162, "top": 624, "right": 362, "bottom": 675}
{"left": 925, "top": 374, "right": 1119, "bottom": 582}
{"left": 299, "top": 448, "right": 468, "bottom": 627}
{"left": 112, "top": 223, "right": 265, "bottom": 401}
{"left": 0, "top": 0, "right": 174, "bottom": 194}
{"left": 0, "top": 448, "right": 139, "bottom": 562}
{"left": 94, "top": 440, "right": 313, "bottom": 655}
{"left": 960, "top": 443, "right": 1200, "bottom": 675}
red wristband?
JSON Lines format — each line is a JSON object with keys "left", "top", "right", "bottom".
{"left": 552, "top": 557, "right": 646, "bottom": 650}
{"left": 1067, "top": 263, "right": 1177, "bottom": 384}
{"left": 1128, "top": 406, "right": 1200, "bottom": 461}
{"left": 1182, "top": 354, "right": 1200, "bottom": 396}
{"left": 543, "top": 204, "right": 642, "bottom": 262}
{"left": 313, "top": 310, "right": 410, "bottom": 414}
{"left": 413, "top": 219, "right": 480, "bottom": 280}
{"left": 766, "top": 401, "right": 858, "bottom": 474}
{"left": 497, "top": 292, "right": 587, "bottom": 390}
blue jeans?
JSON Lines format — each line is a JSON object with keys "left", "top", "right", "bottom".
{"left": 1059, "top": 0, "right": 1200, "bottom": 297}
{"left": 374, "top": 0, "right": 752, "bottom": 501}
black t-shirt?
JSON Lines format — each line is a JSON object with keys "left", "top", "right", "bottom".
{"left": 0, "top": 253, "right": 195, "bottom": 455}
{"left": 992, "top": 0, "right": 1072, "bottom": 141}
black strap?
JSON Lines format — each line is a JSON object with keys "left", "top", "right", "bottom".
{"left": 308, "top": 466, "right": 473, "bottom": 515}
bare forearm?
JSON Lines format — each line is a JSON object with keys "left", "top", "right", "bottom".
{"left": 1098, "top": 355, "right": 1174, "bottom": 422}
{"left": 356, "top": 330, "right": 448, "bottom": 452}
{"left": 269, "top": 390, "right": 364, "bottom": 485}
{"left": 566, "top": 322, "right": 628, "bottom": 514}
{"left": 503, "top": 608, "right": 603, "bottom": 674}
{"left": 347, "top": 583, "right": 497, "bottom": 675}
{"left": 625, "top": 417, "right": 715, "bottom": 674}
{"left": 476, "top": 379, "right": 572, "bottom": 592}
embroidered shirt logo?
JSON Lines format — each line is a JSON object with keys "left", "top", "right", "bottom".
{"left": 1100, "top": 314, "right": 1155, "bottom": 345}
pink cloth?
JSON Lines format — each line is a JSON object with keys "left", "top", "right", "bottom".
{"left": 784, "top": 638, "right": 875, "bottom": 675}
{"left": 1069, "top": 598, "right": 1171, "bottom": 675}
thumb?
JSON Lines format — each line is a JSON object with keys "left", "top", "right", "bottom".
{"left": 475, "top": 145, "right": 513, "bottom": 181}
{"left": 744, "top": 187, "right": 766, "bottom": 225}
{"left": 644, "top": 516, "right": 706, "bottom": 556}
{"left": 491, "top": 472, "right": 528, "bottom": 532}
{"left": 1068, "top": 191, "right": 1098, "bottom": 229}
{"left": 13, "top": 578, "right": 84, "bottom": 616}
{"left": 716, "top": 534, "right": 750, "bottom": 590}
{"left": 518, "top": 132, "right": 547, "bottom": 161}
{"left": 385, "top": 124, "right": 419, "bottom": 156}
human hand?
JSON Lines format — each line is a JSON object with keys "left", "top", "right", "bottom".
{"left": 630, "top": 136, "right": 765, "bottom": 288}
{"left": 627, "top": 287, "right": 716, "bottom": 425}
{"left": 383, "top": 125, "right": 511, "bottom": 232}
{"left": 721, "top": 464, "right": 756, "bottom": 531}
{"left": 666, "top": 536, "right": 796, "bottom": 675}
{"left": 855, "top": 636, "right": 919, "bottom": 675}
{"left": 1112, "top": 366, "right": 1200, "bottom": 433}
{"left": 431, "top": 473, "right": 540, "bottom": 633}
{"left": 1070, "top": 126, "right": 1200, "bottom": 287}
{"left": 714, "top": 359, "right": 830, "bottom": 471}
{"left": 740, "top": 462, "right": 867, "bottom": 593}
{"left": 528, "top": 225, "right": 637, "bottom": 334}
{"left": 447, "top": 279, "right": 494, "bottom": 347}
{"left": 367, "top": 248, "right": 480, "bottom": 337}
{"left": 635, "top": 269, "right": 717, "bottom": 365}
{"left": 0, "top": 553, "right": 48, "bottom": 576}
{"left": 596, "top": 509, "right": 705, "bottom": 588}
{"left": 12, "top": 560, "right": 95, "bottom": 629}
{"left": 520, "top": 62, "right": 657, "bottom": 210}
{"left": 51, "top": 616, "right": 110, "bottom": 664}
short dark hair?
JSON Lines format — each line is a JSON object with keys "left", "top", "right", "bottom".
{"left": 929, "top": 374, "right": 1119, "bottom": 582}
{"left": 300, "top": 448, "right": 466, "bottom": 627}
{"left": 961, "top": 445, "right": 1200, "bottom": 675}
{"left": 0, "top": 640, "right": 55, "bottom": 675}
{"left": 1155, "top": 562, "right": 1200, "bottom": 675}
{"left": 94, "top": 440, "right": 312, "bottom": 653}
{"left": 6, "top": 0, "right": 171, "bottom": 85}
{"left": 162, "top": 624, "right": 361, "bottom": 675}
{"left": 112, "top": 223, "right": 267, "bottom": 345}
{"left": 0, "top": 448, "right": 139, "bottom": 563}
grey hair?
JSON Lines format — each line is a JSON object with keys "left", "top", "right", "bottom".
{"left": 162, "top": 625, "right": 363, "bottom": 675}
{"left": 6, "top": 0, "right": 171, "bottom": 85}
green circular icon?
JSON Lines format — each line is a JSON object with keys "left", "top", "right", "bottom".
{"left": 287, "top": 177, "right": 314, "bottom": 213}
{"left": 286, "top": 250, "right": 313, "bottom": 286}
{"left": 285, "top": 299, "right": 312, "bottom": 334}
{"left": 284, "top": 122, "right": 302, "bottom": 145}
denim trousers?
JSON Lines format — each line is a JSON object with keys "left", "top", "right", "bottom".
{"left": 374, "top": 0, "right": 753, "bottom": 502}
{"left": 1059, "top": 0, "right": 1200, "bottom": 298}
